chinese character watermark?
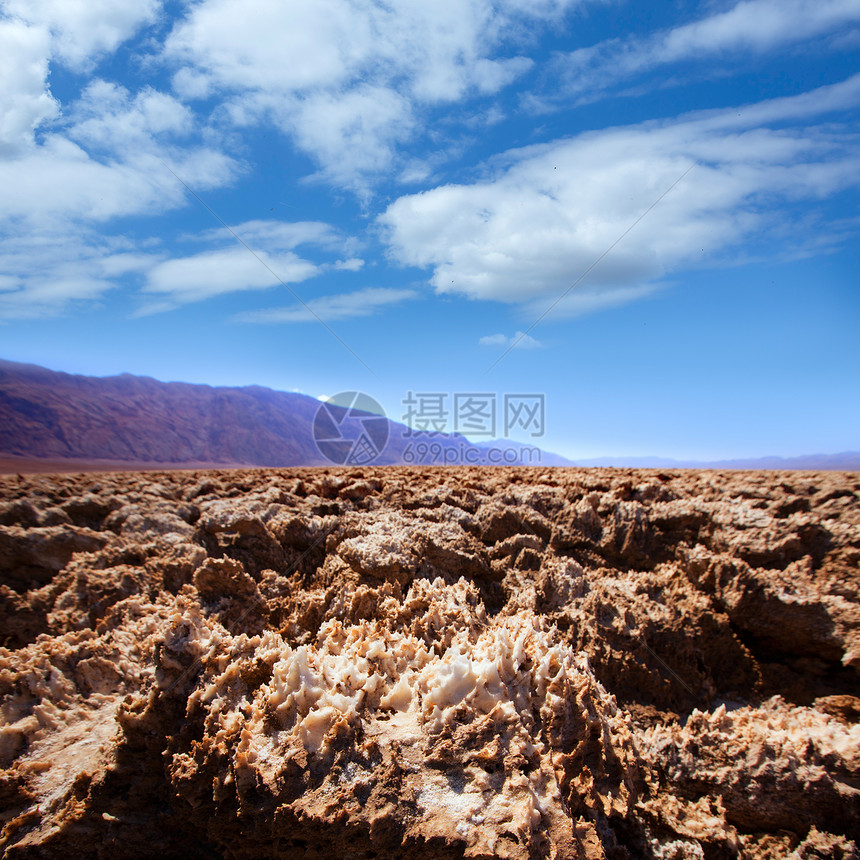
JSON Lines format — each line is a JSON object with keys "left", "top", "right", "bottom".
{"left": 402, "top": 391, "right": 448, "bottom": 436}
{"left": 454, "top": 393, "right": 496, "bottom": 437}
{"left": 402, "top": 392, "right": 544, "bottom": 439}
{"left": 313, "top": 390, "right": 547, "bottom": 466}
{"left": 504, "top": 394, "right": 545, "bottom": 437}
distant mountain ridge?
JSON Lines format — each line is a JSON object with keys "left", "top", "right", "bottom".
{"left": 0, "top": 360, "right": 570, "bottom": 469}
{"left": 0, "top": 360, "right": 856, "bottom": 471}
{"left": 0, "top": 359, "right": 325, "bottom": 466}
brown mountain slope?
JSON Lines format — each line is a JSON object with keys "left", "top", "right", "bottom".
{"left": 0, "top": 359, "right": 326, "bottom": 466}
{"left": 0, "top": 360, "right": 575, "bottom": 470}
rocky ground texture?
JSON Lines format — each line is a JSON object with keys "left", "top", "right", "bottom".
{"left": 0, "top": 467, "right": 858, "bottom": 859}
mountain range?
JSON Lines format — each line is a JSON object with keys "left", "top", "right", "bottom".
{"left": 0, "top": 359, "right": 857, "bottom": 471}
{"left": 0, "top": 359, "right": 567, "bottom": 470}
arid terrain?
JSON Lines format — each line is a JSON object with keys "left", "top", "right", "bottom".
{"left": 0, "top": 466, "right": 858, "bottom": 858}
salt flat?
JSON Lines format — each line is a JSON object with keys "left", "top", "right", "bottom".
{"left": 0, "top": 466, "right": 857, "bottom": 858}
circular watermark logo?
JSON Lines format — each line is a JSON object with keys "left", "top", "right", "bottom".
{"left": 313, "top": 391, "right": 390, "bottom": 465}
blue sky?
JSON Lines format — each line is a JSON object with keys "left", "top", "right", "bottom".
{"left": 0, "top": 0, "right": 858, "bottom": 460}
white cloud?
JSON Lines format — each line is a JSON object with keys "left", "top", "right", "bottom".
{"left": 333, "top": 258, "right": 364, "bottom": 272}
{"left": 0, "top": 214, "right": 359, "bottom": 321}
{"left": 193, "top": 219, "right": 344, "bottom": 252}
{"left": 461, "top": 105, "right": 507, "bottom": 129}
{"left": 132, "top": 218, "right": 365, "bottom": 315}
{"left": 2, "top": 0, "right": 161, "bottom": 71}
{"left": 140, "top": 248, "right": 320, "bottom": 313}
{"left": 236, "top": 287, "right": 417, "bottom": 323}
{"left": 659, "top": 0, "right": 860, "bottom": 56}
{"left": 171, "top": 68, "right": 213, "bottom": 101}
{"left": 0, "top": 137, "right": 235, "bottom": 225}
{"left": 541, "top": 0, "right": 860, "bottom": 106}
{"left": 521, "top": 283, "right": 659, "bottom": 320}
{"left": 164, "top": 0, "right": 359, "bottom": 93}
{"left": 0, "top": 229, "right": 157, "bottom": 320}
{"left": 0, "top": 20, "right": 57, "bottom": 154}
{"left": 689, "top": 73, "right": 860, "bottom": 131}
{"left": 286, "top": 85, "right": 415, "bottom": 193}
{"left": 396, "top": 138, "right": 476, "bottom": 186}
{"left": 0, "top": 2, "right": 239, "bottom": 321}
{"left": 163, "top": 0, "right": 580, "bottom": 190}
{"left": 830, "top": 27, "right": 860, "bottom": 51}
{"left": 0, "top": 0, "right": 162, "bottom": 156}
{"left": 379, "top": 77, "right": 860, "bottom": 316}
{"left": 0, "top": 2, "right": 237, "bottom": 231}
{"left": 479, "top": 331, "right": 542, "bottom": 348}
{"left": 165, "top": 0, "right": 547, "bottom": 102}
{"left": 69, "top": 81, "right": 193, "bottom": 153}
{"left": 0, "top": 34, "right": 236, "bottom": 228}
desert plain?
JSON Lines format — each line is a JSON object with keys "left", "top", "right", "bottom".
{"left": 0, "top": 466, "right": 857, "bottom": 858}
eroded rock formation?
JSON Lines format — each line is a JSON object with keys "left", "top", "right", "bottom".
{"left": 0, "top": 467, "right": 857, "bottom": 858}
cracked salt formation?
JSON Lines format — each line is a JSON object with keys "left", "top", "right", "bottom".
{"left": 0, "top": 466, "right": 858, "bottom": 858}
{"left": 214, "top": 578, "right": 637, "bottom": 857}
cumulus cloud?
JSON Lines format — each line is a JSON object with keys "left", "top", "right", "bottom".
{"left": 0, "top": 20, "right": 57, "bottom": 154}
{"left": 0, "top": 138, "right": 235, "bottom": 226}
{"left": 162, "top": 0, "right": 580, "bottom": 191}
{"left": 165, "top": 0, "right": 545, "bottom": 103}
{"left": 0, "top": 0, "right": 402, "bottom": 322}
{"left": 0, "top": 5, "right": 239, "bottom": 319}
{"left": 68, "top": 81, "right": 193, "bottom": 154}
{"left": 2, "top": 0, "right": 161, "bottom": 71}
{"left": 0, "top": 0, "right": 162, "bottom": 155}
{"left": 537, "top": 0, "right": 860, "bottom": 108}
{"left": 479, "top": 332, "right": 542, "bottom": 349}
{"left": 0, "top": 0, "right": 247, "bottom": 321}
{"left": 235, "top": 287, "right": 417, "bottom": 324}
{"left": 286, "top": 85, "right": 415, "bottom": 191}
{"left": 379, "top": 76, "right": 860, "bottom": 316}
{"left": 0, "top": 7, "right": 237, "bottom": 228}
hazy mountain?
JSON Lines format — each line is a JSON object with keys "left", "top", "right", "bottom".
{"left": 473, "top": 439, "right": 575, "bottom": 467}
{"left": 1, "top": 360, "right": 855, "bottom": 471}
{"left": 0, "top": 360, "right": 570, "bottom": 469}
{"left": 0, "top": 359, "right": 327, "bottom": 466}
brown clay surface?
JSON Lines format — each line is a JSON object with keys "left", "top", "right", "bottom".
{"left": 0, "top": 466, "right": 858, "bottom": 858}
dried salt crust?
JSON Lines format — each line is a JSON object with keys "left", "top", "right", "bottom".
{"left": 1, "top": 466, "right": 859, "bottom": 858}
{"left": 175, "top": 578, "right": 637, "bottom": 857}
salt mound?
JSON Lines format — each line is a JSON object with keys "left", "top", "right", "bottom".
{"left": 168, "top": 578, "right": 637, "bottom": 858}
